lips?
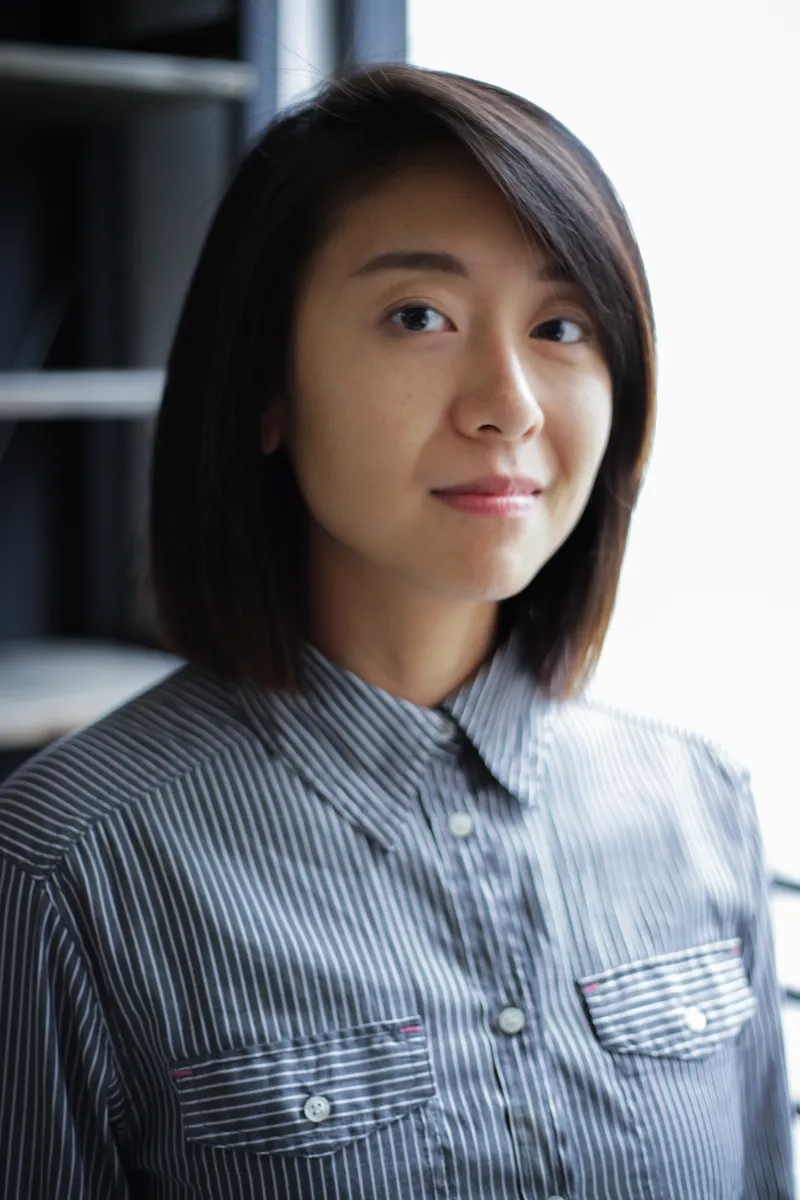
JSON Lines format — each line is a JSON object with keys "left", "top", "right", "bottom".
{"left": 433, "top": 475, "right": 543, "bottom": 496}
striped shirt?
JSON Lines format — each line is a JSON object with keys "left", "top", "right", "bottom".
{"left": 0, "top": 629, "right": 793, "bottom": 1199}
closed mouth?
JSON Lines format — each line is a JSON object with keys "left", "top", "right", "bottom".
{"left": 432, "top": 475, "right": 543, "bottom": 497}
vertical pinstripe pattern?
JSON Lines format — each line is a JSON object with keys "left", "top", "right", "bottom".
{"left": 0, "top": 630, "right": 794, "bottom": 1199}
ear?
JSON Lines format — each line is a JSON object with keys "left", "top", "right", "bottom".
{"left": 260, "top": 410, "right": 281, "bottom": 455}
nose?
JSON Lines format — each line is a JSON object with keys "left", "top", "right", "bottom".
{"left": 452, "top": 335, "right": 544, "bottom": 443}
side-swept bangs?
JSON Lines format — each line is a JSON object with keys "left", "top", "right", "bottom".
{"left": 149, "top": 64, "right": 656, "bottom": 698}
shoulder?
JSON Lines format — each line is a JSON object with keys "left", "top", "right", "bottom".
{"left": 0, "top": 664, "right": 260, "bottom": 879}
{"left": 545, "top": 691, "right": 751, "bottom": 811}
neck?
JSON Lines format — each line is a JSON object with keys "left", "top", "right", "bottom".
{"left": 305, "top": 545, "right": 500, "bottom": 707}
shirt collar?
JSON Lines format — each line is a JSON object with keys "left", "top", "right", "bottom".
{"left": 235, "top": 625, "right": 550, "bottom": 852}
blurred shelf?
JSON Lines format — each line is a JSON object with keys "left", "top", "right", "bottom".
{"left": 0, "top": 370, "right": 164, "bottom": 419}
{"left": 0, "top": 42, "right": 257, "bottom": 122}
{"left": 774, "top": 875, "right": 800, "bottom": 894}
{"left": 0, "top": 639, "right": 180, "bottom": 750}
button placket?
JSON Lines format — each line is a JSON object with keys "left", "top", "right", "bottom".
{"left": 418, "top": 761, "right": 557, "bottom": 1197}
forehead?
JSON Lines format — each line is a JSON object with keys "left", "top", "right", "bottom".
{"left": 314, "top": 154, "right": 551, "bottom": 279}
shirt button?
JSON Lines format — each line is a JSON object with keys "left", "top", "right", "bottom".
{"left": 303, "top": 1095, "right": 331, "bottom": 1123}
{"left": 448, "top": 811, "right": 474, "bottom": 838}
{"left": 434, "top": 715, "right": 459, "bottom": 744}
{"left": 683, "top": 1005, "right": 708, "bottom": 1033}
{"left": 497, "top": 1006, "right": 526, "bottom": 1035}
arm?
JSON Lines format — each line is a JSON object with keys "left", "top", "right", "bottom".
{"left": 732, "top": 766, "right": 796, "bottom": 1198}
{"left": 0, "top": 857, "right": 130, "bottom": 1199}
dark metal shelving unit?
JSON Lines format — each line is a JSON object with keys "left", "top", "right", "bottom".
{"left": 0, "top": 1, "right": 269, "bottom": 770}
{"left": 0, "top": 0, "right": 407, "bottom": 773}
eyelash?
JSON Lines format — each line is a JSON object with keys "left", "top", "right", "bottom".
{"left": 385, "top": 303, "right": 596, "bottom": 344}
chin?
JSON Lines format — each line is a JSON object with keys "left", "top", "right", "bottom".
{"left": 431, "top": 561, "right": 541, "bottom": 604}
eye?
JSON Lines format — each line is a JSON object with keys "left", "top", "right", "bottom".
{"left": 388, "top": 305, "right": 450, "bottom": 333}
{"left": 532, "top": 317, "right": 591, "bottom": 344}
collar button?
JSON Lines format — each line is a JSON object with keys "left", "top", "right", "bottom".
{"left": 434, "top": 716, "right": 459, "bottom": 745}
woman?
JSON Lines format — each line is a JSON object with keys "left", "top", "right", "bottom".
{"left": 0, "top": 64, "right": 793, "bottom": 1200}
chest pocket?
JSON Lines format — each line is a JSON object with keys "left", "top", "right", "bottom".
{"left": 169, "top": 1016, "right": 437, "bottom": 1157}
{"left": 577, "top": 936, "right": 756, "bottom": 1059}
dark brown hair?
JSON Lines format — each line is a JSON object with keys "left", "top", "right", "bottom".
{"left": 149, "top": 63, "right": 656, "bottom": 699}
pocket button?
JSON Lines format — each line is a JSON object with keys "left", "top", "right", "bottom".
{"left": 303, "top": 1095, "right": 331, "bottom": 1123}
{"left": 683, "top": 1005, "right": 708, "bottom": 1033}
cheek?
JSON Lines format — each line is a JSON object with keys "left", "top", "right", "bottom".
{"left": 562, "top": 384, "right": 613, "bottom": 471}
{"left": 288, "top": 363, "right": 430, "bottom": 519}
{"left": 588, "top": 407, "right": 613, "bottom": 474}
{"left": 547, "top": 389, "right": 613, "bottom": 514}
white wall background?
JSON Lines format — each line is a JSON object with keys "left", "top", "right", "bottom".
{"left": 409, "top": 0, "right": 799, "bottom": 874}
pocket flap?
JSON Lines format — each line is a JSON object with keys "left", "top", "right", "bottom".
{"left": 577, "top": 937, "right": 756, "bottom": 1060}
{"left": 170, "top": 1016, "right": 436, "bottom": 1156}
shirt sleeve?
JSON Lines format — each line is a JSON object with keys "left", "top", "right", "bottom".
{"left": 731, "top": 764, "right": 796, "bottom": 1198}
{"left": 0, "top": 856, "right": 130, "bottom": 1199}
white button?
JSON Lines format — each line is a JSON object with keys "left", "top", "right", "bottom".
{"left": 683, "top": 1005, "right": 708, "bottom": 1033}
{"left": 448, "top": 811, "right": 474, "bottom": 838}
{"left": 303, "top": 1095, "right": 331, "bottom": 1123}
{"left": 434, "top": 716, "right": 459, "bottom": 744}
{"left": 497, "top": 1006, "right": 526, "bottom": 1035}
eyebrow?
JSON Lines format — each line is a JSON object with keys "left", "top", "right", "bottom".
{"left": 351, "top": 250, "right": 576, "bottom": 284}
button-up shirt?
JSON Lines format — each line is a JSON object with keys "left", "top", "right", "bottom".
{"left": 0, "top": 631, "right": 794, "bottom": 1198}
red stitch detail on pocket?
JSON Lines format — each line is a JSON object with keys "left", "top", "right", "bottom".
{"left": 172, "top": 1068, "right": 194, "bottom": 1078}
{"left": 399, "top": 1024, "right": 423, "bottom": 1034}
{"left": 582, "top": 983, "right": 601, "bottom": 994}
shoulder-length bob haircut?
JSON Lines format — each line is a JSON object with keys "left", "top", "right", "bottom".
{"left": 150, "top": 63, "right": 656, "bottom": 700}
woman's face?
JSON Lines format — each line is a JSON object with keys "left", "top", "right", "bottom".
{"left": 273, "top": 154, "right": 613, "bottom": 610}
